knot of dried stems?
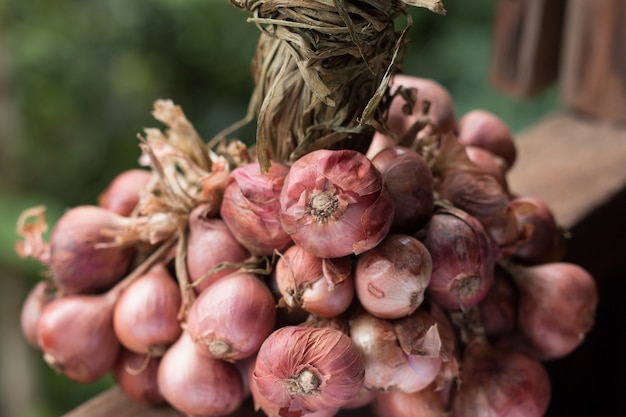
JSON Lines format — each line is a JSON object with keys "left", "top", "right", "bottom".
{"left": 229, "top": 0, "right": 446, "bottom": 171}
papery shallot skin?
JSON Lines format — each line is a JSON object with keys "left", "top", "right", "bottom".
{"left": 249, "top": 360, "right": 341, "bottom": 417}
{"left": 349, "top": 311, "right": 442, "bottom": 394}
{"left": 279, "top": 149, "right": 394, "bottom": 259}
{"left": 220, "top": 162, "right": 292, "bottom": 256}
{"left": 253, "top": 325, "right": 365, "bottom": 415}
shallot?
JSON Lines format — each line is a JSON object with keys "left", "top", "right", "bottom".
{"left": 113, "top": 262, "right": 182, "bottom": 356}
{"left": 274, "top": 244, "right": 354, "bottom": 318}
{"left": 437, "top": 167, "right": 518, "bottom": 249}
{"left": 248, "top": 359, "right": 340, "bottom": 417}
{"left": 20, "top": 280, "right": 57, "bottom": 348}
{"left": 370, "top": 146, "right": 434, "bottom": 234}
{"left": 366, "top": 75, "right": 456, "bottom": 158}
{"left": 186, "top": 272, "right": 276, "bottom": 361}
{"left": 508, "top": 196, "right": 565, "bottom": 264}
{"left": 48, "top": 205, "right": 135, "bottom": 294}
{"left": 457, "top": 109, "right": 517, "bottom": 169}
{"left": 372, "top": 383, "right": 447, "bottom": 417}
{"left": 158, "top": 331, "right": 245, "bottom": 416}
{"left": 387, "top": 74, "right": 457, "bottom": 137}
{"left": 502, "top": 261, "right": 598, "bottom": 361}
{"left": 112, "top": 348, "right": 164, "bottom": 405}
{"left": 420, "top": 207, "right": 496, "bottom": 310}
{"left": 220, "top": 161, "right": 292, "bottom": 256}
{"left": 36, "top": 292, "right": 121, "bottom": 383}
{"left": 451, "top": 337, "right": 551, "bottom": 417}
{"left": 464, "top": 145, "right": 509, "bottom": 193}
{"left": 349, "top": 310, "right": 442, "bottom": 393}
{"left": 355, "top": 234, "right": 432, "bottom": 319}
{"left": 186, "top": 203, "right": 250, "bottom": 294}
{"left": 254, "top": 325, "right": 365, "bottom": 414}
{"left": 477, "top": 265, "right": 518, "bottom": 343}
{"left": 98, "top": 168, "right": 153, "bottom": 216}
{"left": 279, "top": 149, "right": 393, "bottom": 259}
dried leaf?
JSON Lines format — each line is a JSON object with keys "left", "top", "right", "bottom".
{"left": 402, "top": 0, "right": 446, "bottom": 15}
{"left": 15, "top": 205, "right": 50, "bottom": 264}
{"left": 152, "top": 99, "right": 213, "bottom": 171}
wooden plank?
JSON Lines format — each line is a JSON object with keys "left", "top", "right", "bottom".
{"left": 560, "top": 0, "right": 626, "bottom": 122}
{"left": 62, "top": 386, "right": 267, "bottom": 417}
{"left": 63, "top": 386, "right": 367, "bottom": 417}
{"left": 63, "top": 387, "right": 183, "bottom": 417}
{"left": 489, "top": 0, "right": 566, "bottom": 97}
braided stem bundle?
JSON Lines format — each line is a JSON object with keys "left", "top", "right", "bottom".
{"left": 229, "top": 0, "right": 445, "bottom": 171}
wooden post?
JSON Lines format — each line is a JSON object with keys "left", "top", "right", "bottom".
{"left": 560, "top": 0, "right": 626, "bottom": 123}
{"left": 489, "top": 0, "right": 566, "bottom": 97}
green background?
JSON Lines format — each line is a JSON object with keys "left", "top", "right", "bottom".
{"left": 0, "top": 1, "right": 561, "bottom": 416}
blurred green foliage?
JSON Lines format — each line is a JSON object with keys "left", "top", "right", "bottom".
{"left": 0, "top": 1, "right": 561, "bottom": 416}
{"left": 3, "top": 0, "right": 259, "bottom": 210}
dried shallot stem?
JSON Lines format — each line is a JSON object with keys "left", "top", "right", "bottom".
{"left": 108, "top": 234, "right": 179, "bottom": 300}
{"left": 174, "top": 226, "right": 195, "bottom": 322}
{"left": 188, "top": 256, "right": 272, "bottom": 291}
{"left": 229, "top": 0, "right": 444, "bottom": 171}
{"left": 150, "top": 99, "right": 213, "bottom": 172}
{"left": 15, "top": 205, "right": 51, "bottom": 265}
{"left": 449, "top": 306, "right": 487, "bottom": 347}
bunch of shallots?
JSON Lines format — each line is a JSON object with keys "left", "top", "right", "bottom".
{"left": 15, "top": 75, "right": 597, "bottom": 417}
